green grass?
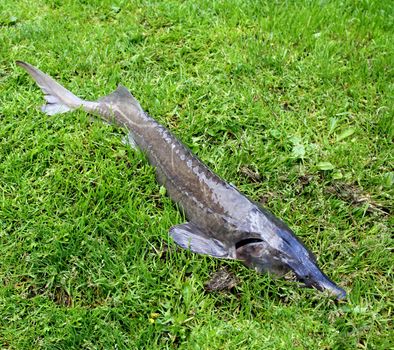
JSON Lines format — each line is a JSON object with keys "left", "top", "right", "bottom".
{"left": 1, "top": 0, "right": 393, "bottom": 348}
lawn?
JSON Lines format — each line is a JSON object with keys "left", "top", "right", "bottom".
{"left": 1, "top": 0, "right": 393, "bottom": 348}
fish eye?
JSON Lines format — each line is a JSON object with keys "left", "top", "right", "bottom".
{"left": 298, "top": 274, "right": 311, "bottom": 284}
{"left": 303, "top": 274, "right": 313, "bottom": 285}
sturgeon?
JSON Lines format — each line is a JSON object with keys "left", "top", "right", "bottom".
{"left": 16, "top": 61, "right": 346, "bottom": 299}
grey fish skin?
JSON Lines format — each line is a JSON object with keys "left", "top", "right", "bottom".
{"left": 16, "top": 61, "right": 346, "bottom": 300}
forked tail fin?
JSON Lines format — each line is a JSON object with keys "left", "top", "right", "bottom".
{"left": 16, "top": 61, "right": 144, "bottom": 126}
{"left": 16, "top": 61, "right": 84, "bottom": 115}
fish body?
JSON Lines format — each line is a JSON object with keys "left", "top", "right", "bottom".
{"left": 16, "top": 61, "right": 346, "bottom": 299}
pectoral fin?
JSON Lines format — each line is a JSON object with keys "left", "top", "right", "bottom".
{"left": 169, "top": 223, "right": 235, "bottom": 259}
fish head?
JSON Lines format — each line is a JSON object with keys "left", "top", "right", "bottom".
{"left": 235, "top": 207, "right": 346, "bottom": 300}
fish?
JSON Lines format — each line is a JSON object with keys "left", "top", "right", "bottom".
{"left": 16, "top": 60, "right": 346, "bottom": 300}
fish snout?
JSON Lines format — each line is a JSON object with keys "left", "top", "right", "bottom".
{"left": 294, "top": 262, "right": 347, "bottom": 300}
{"left": 310, "top": 275, "right": 347, "bottom": 300}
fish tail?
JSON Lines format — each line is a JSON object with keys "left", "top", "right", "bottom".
{"left": 16, "top": 61, "right": 85, "bottom": 116}
{"left": 16, "top": 61, "right": 144, "bottom": 126}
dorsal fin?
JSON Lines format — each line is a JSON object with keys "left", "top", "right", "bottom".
{"left": 98, "top": 85, "right": 143, "bottom": 113}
